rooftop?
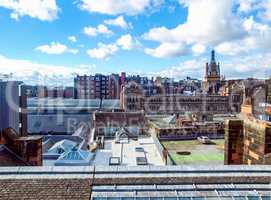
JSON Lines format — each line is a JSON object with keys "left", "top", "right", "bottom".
{"left": 148, "top": 114, "right": 226, "bottom": 129}
{"left": 27, "top": 98, "right": 120, "bottom": 109}
{"left": 93, "top": 137, "right": 164, "bottom": 166}
{"left": 0, "top": 166, "right": 271, "bottom": 199}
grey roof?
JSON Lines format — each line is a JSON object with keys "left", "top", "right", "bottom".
{"left": 0, "top": 165, "right": 271, "bottom": 180}
{"left": 91, "top": 183, "right": 271, "bottom": 199}
{"left": 1, "top": 166, "right": 271, "bottom": 199}
{"left": 27, "top": 98, "right": 120, "bottom": 109}
{"left": 28, "top": 114, "right": 90, "bottom": 134}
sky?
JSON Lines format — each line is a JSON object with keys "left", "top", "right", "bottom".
{"left": 0, "top": 0, "right": 271, "bottom": 86}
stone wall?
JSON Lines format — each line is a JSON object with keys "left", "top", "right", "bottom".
{"left": 225, "top": 115, "right": 271, "bottom": 165}
{"left": 123, "top": 94, "right": 230, "bottom": 115}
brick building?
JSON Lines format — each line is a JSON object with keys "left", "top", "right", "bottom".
{"left": 92, "top": 111, "right": 146, "bottom": 138}
{"left": 25, "top": 85, "right": 75, "bottom": 98}
{"left": 225, "top": 114, "right": 271, "bottom": 165}
{"left": 148, "top": 115, "right": 224, "bottom": 140}
{"left": 120, "top": 82, "right": 230, "bottom": 114}
{"left": 224, "top": 78, "right": 271, "bottom": 165}
{"left": 74, "top": 73, "right": 121, "bottom": 99}
{"left": 120, "top": 51, "right": 242, "bottom": 115}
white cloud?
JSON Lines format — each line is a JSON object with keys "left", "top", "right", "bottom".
{"left": 215, "top": 42, "right": 247, "bottom": 56}
{"left": 68, "top": 36, "right": 77, "bottom": 43}
{"left": 86, "top": 34, "right": 137, "bottom": 59}
{"left": 0, "top": 54, "right": 96, "bottom": 85}
{"left": 144, "top": 0, "right": 245, "bottom": 58}
{"left": 156, "top": 58, "right": 205, "bottom": 79}
{"left": 146, "top": 0, "right": 244, "bottom": 44}
{"left": 236, "top": 0, "right": 256, "bottom": 13}
{"left": 215, "top": 17, "right": 271, "bottom": 55}
{"left": 68, "top": 49, "right": 79, "bottom": 54}
{"left": 87, "top": 43, "right": 119, "bottom": 59}
{"left": 223, "top": 53, "right": 271, "bottom": 78}
{"left": 116, "top": 34, "right": 134, "bottom": 50}
{"left": 236, "top": 0, "right": 271, "bottom": 22}
{"left": 259, "top": 1, "right": 271, "bottom": 21}
{"left": 35, "top": 42, "right": 78, "bottom": 55}
{"left": 83, "top": 24, "right": 113, "bottom": 37}
{"left": 145, "top": 43, "right": 188, "bottom": 58}
{"left": 156, "top": 52, "right": 271, "bottom": 80}
{"left": 0, "top": 0, "right": 59, "bottom": 21}
{"left": 104, "top": 16, "right": 130, "bottom": 29}
{"left": 79, "top": 0, "right": 163, "bottom": 15}
{"left": 192, "top": 44, "right": 206, "bottom": 55}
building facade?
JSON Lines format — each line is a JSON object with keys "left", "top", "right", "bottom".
{"left": 225, "top": 115, "right": 271, "bottom": 165}
{"left": 121, "top": 82, "right": 230, "bottom": 115}
{"left": 74, "top": 74, "right": 121, "bottom": 99}
{"left": 225, "top": 78, "right": 271, "bottom": 165}
{"left": 120, "top": 51, "right": 245, "bottom": 115}
{"left": 0, "top": 81, "right": 27, "bottom": 136}
{"left": 148, "top": 115, "right": 224, "bottom": 140}
{"left": 92, "top": 111, "right": 146, "bottom": 138}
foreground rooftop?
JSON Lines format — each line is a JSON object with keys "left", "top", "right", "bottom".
{"left": 0, "top": 166, "right": 271, "bottom": 199}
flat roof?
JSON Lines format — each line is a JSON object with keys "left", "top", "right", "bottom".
{"left": 27, "top": 98, "right": 120, "bottom": 108}
{"left": 93, "top": 137, "right": 164, "bottom": 166}
{"left": 1, "top": 165, "right": 271, "bottom": 180}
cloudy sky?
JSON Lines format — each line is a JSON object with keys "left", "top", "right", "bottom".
{"left": 0, "top": 0, "right": 270, "bottom": 85}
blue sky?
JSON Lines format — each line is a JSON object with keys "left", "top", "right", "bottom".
{"left": 0, "top": 0, "right": 270, "bottom": 86}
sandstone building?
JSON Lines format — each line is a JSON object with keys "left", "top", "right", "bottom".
{"left": 225, "top": 78, "right": 271, "bottom": 165}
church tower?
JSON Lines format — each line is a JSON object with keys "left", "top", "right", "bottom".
{"left": 203, "top": 50, "right": 221, "bottom": 95}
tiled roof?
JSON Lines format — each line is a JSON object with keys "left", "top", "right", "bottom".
{"left": 0, "top": 178, "right": 92, "bottom": 200}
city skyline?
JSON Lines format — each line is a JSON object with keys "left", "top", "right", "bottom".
{"left": 1, "top": 1, "right": 271, "bottom": 199}
{"left": 0, "top": 0, "right": 271, "bottom": 86}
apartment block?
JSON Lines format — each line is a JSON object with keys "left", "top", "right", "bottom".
{"left": 74, "top": 74, "right": 121, "bottom": 99}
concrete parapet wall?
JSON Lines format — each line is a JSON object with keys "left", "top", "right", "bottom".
{"left": 1, "top": 165, "right": 271, "bottom": 185}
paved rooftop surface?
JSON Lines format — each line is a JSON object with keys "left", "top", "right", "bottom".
{"left": 93, "top": 137, "right": 164, "bottom": 166}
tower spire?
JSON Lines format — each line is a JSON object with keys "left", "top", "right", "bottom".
{"left": 204, "top": 50, "right": 221, "bottom": 95}
{"left": 211, "top": 50, "right": 216, "bottom": 63}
